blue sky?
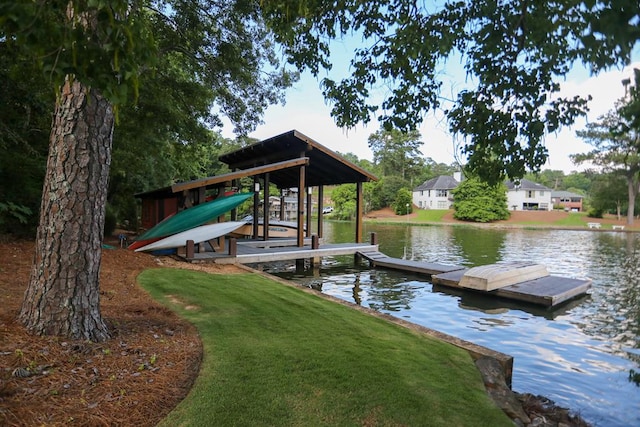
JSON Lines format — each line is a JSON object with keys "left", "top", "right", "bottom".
{"left": 221, "top": 42, "right": 640, "bottom": 174}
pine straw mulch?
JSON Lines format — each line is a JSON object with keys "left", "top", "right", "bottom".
{"left": 0, "top": 238, "right": 243, "bottom": 427}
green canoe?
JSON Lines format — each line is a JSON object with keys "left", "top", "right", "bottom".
{"left": 131, "top": 192, "right": 252, "bottom": 245}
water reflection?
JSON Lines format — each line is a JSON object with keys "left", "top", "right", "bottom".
{"left": 450, "top": 227, "right": 506, "bottom": 265}
{"left": 266, "top": 222, "right": 640, "bottom": 427}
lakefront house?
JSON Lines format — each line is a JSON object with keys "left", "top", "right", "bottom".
{"left": 412, "top": 174, "right": 460, "bottom": 209}
{"left": 504, "top": 179, "right": 553, "bottom": 211}
{"left": 413, "top": 175, "right": 553, "bottom": 211}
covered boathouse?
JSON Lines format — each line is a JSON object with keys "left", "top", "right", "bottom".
{"left": 135, "top": 130, "right": 379, "bottom": 250}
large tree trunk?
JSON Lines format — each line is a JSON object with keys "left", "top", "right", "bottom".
{"left": 19, "top": 77, "right": 113, "bottom": 342}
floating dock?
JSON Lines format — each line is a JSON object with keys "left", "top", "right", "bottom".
{"left": 357, "top": 249, "right": 465, "bottom": 275}
{"left": 432, "top": 269, "right": 591, "bottom": 308}
{"left": 357, "top": 251, "right": 591, "bottom": 308}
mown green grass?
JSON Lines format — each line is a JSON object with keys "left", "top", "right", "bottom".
{"left": 550, "top": 212, "right": 589, "bottom": 227}
{"left": 415, "top": 209, "right": 450, "bottom": 222}
{"left": 139, "top": 268, "right": 511, "bottom": 427}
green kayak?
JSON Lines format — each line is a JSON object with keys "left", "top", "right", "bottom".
{"left": 131, "top": 192, "right": 252, "bottom": 246}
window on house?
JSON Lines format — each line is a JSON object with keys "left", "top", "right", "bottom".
{"left": 436, "top": 189, "right": 448, "bottom": 197}
{"left": 526, "top": 190, "right": 534, "bottom": 198}
{"left": 539, "top": 191, "right": 545, "bottom": 197}
{"left": 437, "top": 200, "right": 448, "bottom": 209}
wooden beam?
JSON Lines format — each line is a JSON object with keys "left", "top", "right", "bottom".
{"left": 170, "top": 157, "right": 309, "bottom": 194}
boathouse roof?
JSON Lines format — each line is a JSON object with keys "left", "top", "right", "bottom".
{"left": 219, "top": 130, "right": 378, "bottom": 188}
{"left": 136, "top": 130, "right": 378, "bottom": 199}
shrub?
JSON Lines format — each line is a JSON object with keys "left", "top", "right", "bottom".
{"left": 452, "top": 178, "right": 509, "bottom": 223}
{"left": 392, "top": 188, "right": 413, "bottom": 215}
{"left": 587, "top": 208, "right": 604, "bottom": 218}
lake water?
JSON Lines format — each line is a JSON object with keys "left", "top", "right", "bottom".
{"left": 264, "top": 222, "right": 640, "bottom": 427}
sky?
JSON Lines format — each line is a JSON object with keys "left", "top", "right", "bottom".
{"left": 221, "top": 49, "right": 640, "bottom": 174}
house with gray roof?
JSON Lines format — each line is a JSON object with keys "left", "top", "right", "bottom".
{"left": 505, "top": 179, "right": 552, "bottom": 211}
{"left": 551, "top": 190, "right": 584, "bottom": 212}
{"left": 412, "top": 175, "right": 459, "bottom": 209}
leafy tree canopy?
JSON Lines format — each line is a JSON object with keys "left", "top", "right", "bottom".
{"left": 573, "top": 71, "right": 640, "bottom": 224}
{"left": 262, "top": 0, "right": 640, "bottom": 183}
{"left": 452, "top": 178, "right": 509, "bottom": 223}
{"left": 369, "top": 176, "right": 411, "bottom": 211}
{"left": 1, "top": 1, "right": 297, "bottom": 134}
{"left": 367, "top": 129, "right": 425, "bottom": 180}
{"left": 589, "top": 172, "right": 629, "bottom": 216}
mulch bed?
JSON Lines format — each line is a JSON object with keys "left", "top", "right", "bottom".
{"left": 0, "top": 239, "right": 223, "bottom": 426}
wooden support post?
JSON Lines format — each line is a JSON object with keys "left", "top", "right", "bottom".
{"left": 279, "top": 189, "right": 285, "bottom": 220}
{"left": 309, "top": 234, "right": 321, "bottom": 267}
{"left": 253, "top": 177, "right": 260, "bottom": 239}
{"left": 297, "top": 165, "right": 306, "bottom": 247}
{"left": 355, "top": 181, "right": 363, "bottom": 243}
{"left": 186, "top": 240, "right": 195, "bottom": 259}
{"left": 354, "top": 252, "right": 362, "bottom": 265}
{"left": 264, "top": 172, "right": 270, "bottom": 241}
{"left": 228, "top": 238, "right": 237, "bottom": 256}
{"left": 306, "top": 187, "right": 312, "bottom": 237}
{"left": 370, "top": 232, "right": 378, "bottom": 245}
{"left": 317, "top": 185, "right": 324, "bottom": 238}
{"left": 231, "top": 176, "right": 239, "bottom": 220}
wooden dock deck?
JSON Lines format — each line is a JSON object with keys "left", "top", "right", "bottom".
{"left": 186, "top": 239, "right": 379, "bottom": 265}
{"left": 357, "top": 250, "right": 591, "bottom": 308}
{"left": 357, "top": 249, "right": 465, "bottom": 275}
{"left": 432, "top": 269, "right": 591, "bottom": 307}
{"left": 181, "top": 240, "right": 590, "bottom": 308}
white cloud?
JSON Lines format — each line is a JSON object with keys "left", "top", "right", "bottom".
{"left": 221, "top": 61, "right": 640, "bottom": 174}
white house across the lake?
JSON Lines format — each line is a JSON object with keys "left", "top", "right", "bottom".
{"left": 412, "top": 176, "right": 553, "bottom": 211}
{"left": 412, "top": 175, "right": 459, "bottom": 209}
{"left": 504, "top": 179, "right": 552, "bottom": 211}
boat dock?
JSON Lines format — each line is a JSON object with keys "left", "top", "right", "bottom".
{"left": 185, "top": 238, "right": 378, "bottom": 265}
{"left": 432, "top": 269, "right": 591, "bottom": 307}
{"left": 357, "top": 249, "right": 465, "bottom": 275}
{"left": 179, "top": 237, "right": 590, "bottom": 308}
{"left": 356, "top": 251, "right": 591, "bottom": 308}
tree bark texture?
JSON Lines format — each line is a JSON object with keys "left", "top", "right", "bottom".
{"left": 20, "top": 77, "right": 113, "bottom": 342}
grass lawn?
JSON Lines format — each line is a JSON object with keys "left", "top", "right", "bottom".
{"left": 415, "top": 209, "right": 450, "bottom": 222}
{"left": 548, "top": 212, "right": 589, "bottom": 227}
{"left": 139, "top": 269, "right": 511, "bottom": 427}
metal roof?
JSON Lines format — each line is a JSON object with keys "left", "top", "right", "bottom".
{"left": 135, "top": 158, "right": 309, "bottom": 199}
{"left": 218, "top": 130, "right": 378, "bottom": 188}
